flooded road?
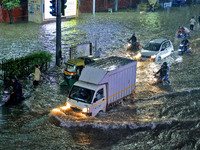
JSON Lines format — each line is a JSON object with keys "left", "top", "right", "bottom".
{"left": 1, "top": 4, "right": 200, "bottom": 149}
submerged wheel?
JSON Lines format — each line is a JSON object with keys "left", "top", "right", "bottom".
{"left": 96, "top": 110, "right": 105, "bottom": 118}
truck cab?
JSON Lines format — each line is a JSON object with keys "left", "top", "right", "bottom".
{"left": 66, "top": 81, "right": 107, "bottom": 117}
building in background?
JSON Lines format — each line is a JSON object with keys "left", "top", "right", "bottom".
{"left": 1, "top": 0, "right": 200, "bottom": 23}
{"left": 0, "top": 0, "right": 28, "bottom": 22}
{"left": 0, "top": 0, "right": 140, "bottom": 23}
{"left": 79, "top": 0, "right": 139, "bottom": 13}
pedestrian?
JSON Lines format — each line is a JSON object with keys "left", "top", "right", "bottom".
{"left": 155, "top": 65, "right": 167, "bottom": 84}
{"left": 32, "top": 65, "right": 41, "bottom": 87}
{"left": 190, "top": 17, "right": 196, "bottom": 30}
{"left": 94, "top": 48, "right": 102, "bottom": 58}
{"left": 11, "top": 78, "right": 22, "bottom": 103}
{"left": 162, "top": 62, "right": 170, "bottom": 83}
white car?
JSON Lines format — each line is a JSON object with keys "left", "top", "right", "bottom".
{"left": 137, "top": 38, "right": 174, "bottom": 62}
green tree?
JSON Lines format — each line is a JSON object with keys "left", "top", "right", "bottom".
{"left": 2, "top": 0, "right": 21, "bottom": 24}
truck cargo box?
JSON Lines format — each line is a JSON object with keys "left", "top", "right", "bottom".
{"left": 79, "top": 56, "right": 137, "bottom": 105}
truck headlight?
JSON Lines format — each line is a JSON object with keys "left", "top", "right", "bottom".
{"left": 82, "top": 108, "right": 89, "bottom": 113}
{"left": 135, "top": 53, "right": 142, "bottom": 59}
{"left": 151, "top": 55, "right": 156, "bottom": 59}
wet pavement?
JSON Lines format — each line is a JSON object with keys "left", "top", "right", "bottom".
{"left": 1, "top": 4, "right": 200, "bottom": 150}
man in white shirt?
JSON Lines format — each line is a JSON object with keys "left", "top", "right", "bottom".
{"left": 181, "top": 26, "right": 190, "bottom": 38}
{"left": 190, "top": 17, "right": 196, "bottom": 30}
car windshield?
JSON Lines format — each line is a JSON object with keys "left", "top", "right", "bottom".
{"left": 143, "top": 42, "right": 161, "bottom": 51}
{"left": 66, "top": 63, "right": 76, "bottom": 73}
{"left": 69, "top": 85, "right": 95, "bottom": 104}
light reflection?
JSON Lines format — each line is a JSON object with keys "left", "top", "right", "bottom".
{"left": 60, "top": 106, "right": 71, "bottom": 111}
{"left": 139, "top": 12, "right": 162, "bottom": 37}
{"left": 51, "top": 108, "right": 62, "bottom": 115}
{"left": 62, "top": 20, "right": 79, "bottom": 37}
{"left": 104, "top": 65, "right": 117, "bottom": 71}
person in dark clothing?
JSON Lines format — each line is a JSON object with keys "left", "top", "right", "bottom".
{"left": 129, "top": 33, "right": 137, "bottom": 43}
{"left": 10, "top": 78, "right": 22, "bottom": 103}
{"left": 161, "top": 62, "right": 170, "bottom": 83}
{"left": 150, "top": 4, "right": 154, "bottom": 12}
{"left": 198, "top": 15, "right": 200, "bottom": 25}
{"left": 181, "top": 38, "right": 189, "bottom": 52}
{"left": 155, "top": 65, "right": 167, "bottom": 83}
{"left": 128, "top": 33, "right": 138, "bottom": 50}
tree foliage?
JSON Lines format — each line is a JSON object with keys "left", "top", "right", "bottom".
{"left": 2, "top": 0, "right": 21, "bottom": 11}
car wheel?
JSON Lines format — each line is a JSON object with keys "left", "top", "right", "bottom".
{"left": 157, "top": 56, "right": 161, "bottom": 61}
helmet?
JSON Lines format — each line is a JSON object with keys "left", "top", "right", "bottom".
{"left": 163, "top": 62, "right": 167, "bottom": 66}
{"left": 12, "top": 78, "right": 17, "bottom": 82}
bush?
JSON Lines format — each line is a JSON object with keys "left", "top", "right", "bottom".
{"left": 1, "top": 51, "right": 52, "bottom": 79}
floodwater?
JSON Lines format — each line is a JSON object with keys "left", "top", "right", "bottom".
{"left": 1, "top": 4, "right": 200, "bottom": 149}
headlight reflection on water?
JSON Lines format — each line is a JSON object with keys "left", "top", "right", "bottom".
{"left": 135, "top": 53, "right": 142, "bottom": 59}
{"left": 51, "top": 108, "right": 62, "bottom": 115}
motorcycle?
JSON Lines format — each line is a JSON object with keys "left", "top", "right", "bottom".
{"left": 178, "top": 43, "right": 192, "bottom": 55}
{"left": 127, "top": 40, "right": 142, "bottom": 51}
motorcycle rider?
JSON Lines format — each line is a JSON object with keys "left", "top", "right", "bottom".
{"left": 181, "top": 37, "right": 189, "bottom": 53}
{"left": 128, "top": 33, "right": 138, "bottom": 50}
{"left": 181, "top": 26, "right": 190, "bottom": 38}
{"left": 177, "top": 26, "right": 184, "bottom": 38}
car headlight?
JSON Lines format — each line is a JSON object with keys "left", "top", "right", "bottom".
{"left": 65, "top": 102, "right": 71, "bottom": 109}
{"left": 151, "top": 55, "right": 156, "bottom": 59}
{"left": 82, "top": 108, "right": 89, "bottom": 113}
{"left": 135, "top": 53, "right": 142, "bottom": 59}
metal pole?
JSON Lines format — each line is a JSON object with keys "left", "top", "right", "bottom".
{"left": 75, "top": 0, "right": 78, "bottom": 20}
{"left": 95, "top": 40, "right": 97, "bottom": 52}
{"left": 93, "top": 0, "right": 95, "bottom": 16}
{"left": 114, "top": 0, "right": 118, "bottom": 12}
{"left": 56, "top": 0, "right": 62, "bottom": 66}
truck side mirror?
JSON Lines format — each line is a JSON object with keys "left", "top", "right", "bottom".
{"left": 94, "top": 98, "right": 98, "bottom": 102}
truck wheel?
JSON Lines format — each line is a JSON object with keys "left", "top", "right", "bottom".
{"left": 96, "top": 110, "right": 105, "bottom": 118}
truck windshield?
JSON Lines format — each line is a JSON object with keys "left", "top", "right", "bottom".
{"left": 67, "top": 63, "right": 76, "bottom": 73}
{"left": 69, "top": 85, "right": 95, "bottom": 104}
{"left": 143, "top": 42, "right": 161, "bottom": 51}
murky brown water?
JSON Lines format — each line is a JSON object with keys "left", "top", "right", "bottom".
{"left": 1, "top": 4, "right": 200, "bottom": 149}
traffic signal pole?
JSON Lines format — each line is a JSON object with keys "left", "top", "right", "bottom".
{"left": 56, "top": 0, "right": 61, "bottom": 66}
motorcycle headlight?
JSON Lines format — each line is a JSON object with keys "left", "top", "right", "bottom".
{"left": 127, "top": 43, "right": 131, "bottom": 47}
{"left": 151, "top": 55, "right": 156, "bottom": 59}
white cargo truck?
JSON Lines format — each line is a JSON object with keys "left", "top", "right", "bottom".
{"left": 65, "top": 56, "right": 137, "bottom": 117}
